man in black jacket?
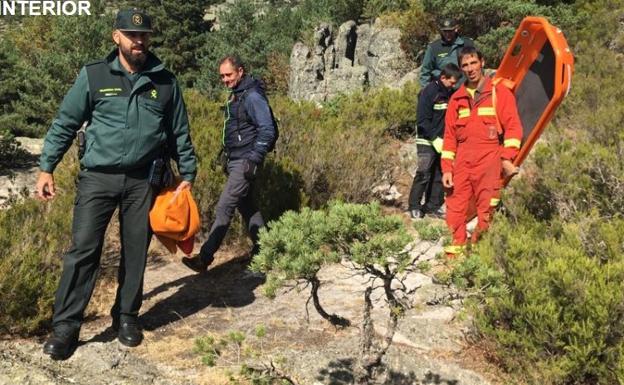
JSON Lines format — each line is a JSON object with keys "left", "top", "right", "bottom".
{"left": 183, "top": 56, "right": 276, "bottom": 272}
{"left": 408, "top": 63, "right": 462, "bottom": 219}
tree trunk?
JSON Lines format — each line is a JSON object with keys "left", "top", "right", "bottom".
{"left": 310, "top": 276, "right": 350, "bottom": 327}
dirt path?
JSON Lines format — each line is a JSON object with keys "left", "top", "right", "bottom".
{"left": 0, "top": 234, "right": 507, "bottom": 385}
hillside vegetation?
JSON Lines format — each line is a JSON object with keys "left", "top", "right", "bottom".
{"left": 1, "top": 0, "right": 623, "bottom": 384}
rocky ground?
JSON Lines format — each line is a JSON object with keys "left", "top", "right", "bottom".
{"left": 0, "top": 233, "right": 506, "bottom": 385}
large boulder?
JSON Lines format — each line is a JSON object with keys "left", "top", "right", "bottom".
{"left": 288, "top": 19, "right": 417, "bottom": 102}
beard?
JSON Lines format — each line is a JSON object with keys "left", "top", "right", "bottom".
{"left": 119, "top": 44, "right": 147, "bottom": 69}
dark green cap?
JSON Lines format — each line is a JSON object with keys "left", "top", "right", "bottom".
{"left": 439, "top": 18, "right": 458, "bottom": 31}
{"left": 114, "top": 8, "right": 153, "bottom": 32}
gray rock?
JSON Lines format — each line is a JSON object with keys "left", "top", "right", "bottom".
{"left": 399, "top": 140, "right": 419, "bottom": 178}
{"left": 367, "top": 24, "right": 412, "bottom": 88}
{"left": 16, "top": 137, "right": 43, "bottom": 155}
{"left": 289, "top": 20, "right": 418, "bottom": 102}
{"left": 335, "top": 20, "right": 357, "bottom": 69}
{"left": 354, "top": 23, "right": 372, "bottom": 67}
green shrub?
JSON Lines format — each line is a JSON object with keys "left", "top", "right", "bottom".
{"left": 464, "top": 214, "right": 624, "bottom": 384}
{"left": 0, "top": 131, "right": 28, "bottom": 170}
{"left": 413, "top": 219, "right": 447, "bottom": 242}
{"left": 135, "top": 0, "right": 212, "bottom": 88}
{"left": 251, "top": 201, "right": 415, "bottom": 382}
{"left": 0, "top": 152, "right": 79, "bottom": 334}
{"left": 379, "top": 0, "right": 436, "bottom": 63}
{"left": 0, "top": 0, "right": 113, "bottom": 137}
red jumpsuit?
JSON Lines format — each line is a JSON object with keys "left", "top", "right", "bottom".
{"left": 441, "top": 78, "right": 522, "bottom": 251}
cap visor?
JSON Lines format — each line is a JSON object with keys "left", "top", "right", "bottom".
{"left": 118, "top": 28, "right": 153, "bottom": 32}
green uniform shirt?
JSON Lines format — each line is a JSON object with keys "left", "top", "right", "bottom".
{"left": 419, "top": 36, "right": 474, "bottom": 87}
{"left": 40, "top": 49, "right": 197, "bottom": 182}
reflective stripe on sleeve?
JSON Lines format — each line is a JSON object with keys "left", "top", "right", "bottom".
{"left": 433, "top": 103, "right": 448, "bottom": 110}
{"left": 490, "top": 198, "right": 500, "bottom": 207}
{"left": 415, "top": 138, "right": 432, "bottom": 146}
{"left": 504, "top": 138, "right": 521, "bottom": 148}
{"left": 441, "top": 150, "right": 455, "bottom": 160}
{"left": 458, "top": 108, "right": 470, "bottom": 118}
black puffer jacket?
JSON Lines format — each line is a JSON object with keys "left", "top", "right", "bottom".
{"left": 223, "top": 75, "right": 276, "bottom": 164}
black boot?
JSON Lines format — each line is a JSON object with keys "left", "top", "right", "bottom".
{"left": 114, "top": 317, "right": 143, "bottom": 347}
{"left": 181, "top": 254, "right": 214, "bottom": 274}
{"left": 43, "top": 328, "right": 79, "bottom": 360}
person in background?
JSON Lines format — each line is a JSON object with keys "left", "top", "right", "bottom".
{"left": 408, "top": 63, "right": 462, "bottom": 219}
{"left": 419, "top": 17, "right": 475, "bottom": 88}
{"left": 182, "top": 55, "right": 277, "bottom": 273}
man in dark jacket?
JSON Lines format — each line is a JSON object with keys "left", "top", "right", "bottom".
{"left": 182, "top": 55, "right": 276, "bottom": 273}
{"left": 408, "top": 64, "right": 462, "bottom": 219}
{"left": 36, "top": 8, "right": 196, "bottom": 359}
{"left": 419, "top": 18, "right": 474, "bottom": 87}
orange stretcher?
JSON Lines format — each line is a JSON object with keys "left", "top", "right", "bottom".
{"left": 464, "top": 16, "right": 574, "bottom": 236}
{"left": 495, "top": 16, "right": 574, "bottom": 185}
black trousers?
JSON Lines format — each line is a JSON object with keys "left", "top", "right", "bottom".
{"left": 199, "top": 159, "right": 264, "bottom": 262}
{"left": 52, "top": 168, "right": 153, "bottom": 332}
{"left": 408, "top": 144, "right": 444, "bottom": 212}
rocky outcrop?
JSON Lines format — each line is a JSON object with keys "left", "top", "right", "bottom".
{"left": 0, "top": 137, "right": 42, "bottom": 208}
{"left": 289, "top": 20, "right": 418, "bottom": 102}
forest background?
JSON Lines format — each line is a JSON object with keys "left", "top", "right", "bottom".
{"left": 1, "top": 0, "right": 623, "bottom": 384}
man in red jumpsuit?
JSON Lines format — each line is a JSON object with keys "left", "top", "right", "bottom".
{"left": 441, "top": 47, "right": 522, "bottom": 256}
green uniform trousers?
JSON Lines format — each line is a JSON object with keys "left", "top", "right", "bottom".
{"left": 52, "top": 168, "right": 154, "bottom": 332}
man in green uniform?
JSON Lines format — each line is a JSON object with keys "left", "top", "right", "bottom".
{"left": 36, "top": 8, "right": 196, "bottom": 359}
{"left": 419, "top": 18, "right": 475, "bottom": 87}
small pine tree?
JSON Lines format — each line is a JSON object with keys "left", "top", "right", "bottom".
{"left": 251, "top": 201, "right": 415, "bottom": 383}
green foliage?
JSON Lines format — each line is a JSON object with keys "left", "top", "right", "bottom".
{"left": 0, "top": 0, "right": 113, "bottom": 137}
{"left": 0, "top": 152, "right": 79, "bottom": 334}
{"left": 196, "top": 1, "right": 304, "bottom": 96}
{"left": 463, "top": 214, "right": 624, "bottom": 384}
{"left": 361, "top": 0, "right": 411, "bottom": 21}
{"left": 415, "top": 260, "right": 431, "bottom": 273}
{"left": 136, "top": 0, "right": 214, "bottom": 88}
{"left": 251, "top": 201, "right": 411, "bottom": 298}
{"left": 413, "top": 218, "right": 447, "bottom": 241}
{"left": 254, "top": 324, "right": 267, "bottom": 338}
{"left": 194, "top": 335, "right": 222, "bottom": 366}
{"left": 377, "top": 0, "right": 435, "bottom": 63}
{"left": 0, "top": 132, "right": 28, "bottom": 170}
{"left": 194, "top": 327, "right": 269, "bottom": 367}
{"left": 507, "top": 42, "right": 624, "bottom": 222}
